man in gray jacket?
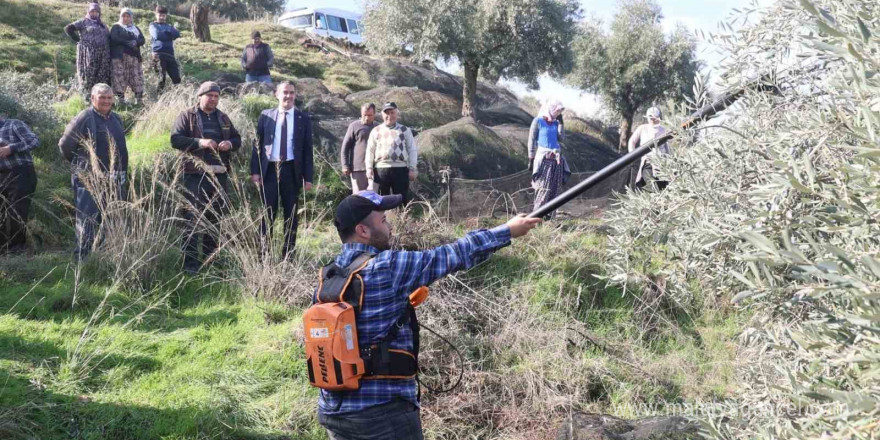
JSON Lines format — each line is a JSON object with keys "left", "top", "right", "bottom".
{"left": 58, "top": 83, "right": 128, "bottom": 260}
{"left": 340, "top": 102, "right": 378, "bottom": 193}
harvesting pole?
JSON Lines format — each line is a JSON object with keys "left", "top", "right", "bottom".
{"left": 527, "top": 79, "right": 776, "bottom": 219}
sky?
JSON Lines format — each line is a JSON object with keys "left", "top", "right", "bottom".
{"left": 283, "top": 0, "right": 773, "bottom": 115}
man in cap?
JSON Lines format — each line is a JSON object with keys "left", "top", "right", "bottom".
{"left": 627, "top": 106, "right": 671, "bottom": 191}
{"left": 365, "top": 102, "right": 417, "bottom": 204}
{"left": 250, "top": 81, "right": 313, "bottom": 258}
{"left": 171, "top": 81, "right": 242, "bottom": 273}
{"left": 241, "top": 31, "right": 275, "bottom": 84}
{"left": 315, "top": 190, "right": 541, "bottom": 439}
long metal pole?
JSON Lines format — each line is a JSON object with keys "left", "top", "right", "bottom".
{"left": 527, "top": 84, "right": 765, "bottom": 219}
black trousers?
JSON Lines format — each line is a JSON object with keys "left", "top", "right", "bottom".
{"left": 374, "top": 167, "right": 409, "bottom": 204}
{"left": 636, "top": 164, "right": 669, "bottom": 192}
{"left": 0, "top": 164, "right": 37, "bottom": 251}
{"left": 181, "top": 173, "right": 228, "bottom": 271}
{"left": 156, "top": 54, "right": 181, "bottom": 91}
{"left": 259, "top": 161, "right": 299, "bottom": 257}
{"left": 319, "top": 400, "right": 423, "bottom": 440}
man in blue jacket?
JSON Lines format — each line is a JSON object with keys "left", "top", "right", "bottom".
{"left": 250, "top": 81, "right": 314, "bottom": 258}
{"left": 149, "top": 5, "right": 181, "bottom": 91}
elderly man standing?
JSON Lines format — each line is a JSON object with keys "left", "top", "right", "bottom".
{"left": 365, "top": 102, "right": 417, "bottom": 203}
{"left": 241, "top": 31, "right": 275, "bottom": 84}
{"left": 250, "top": 81, "right": 313, "bottom": 258}
{"left": 58, "top": 83, "right": 129, "bottom": 261}
{"left": 171, "top": 82, "right": 242, "bottom": 274}
{"left": 340, "top": 103, "right": 378, "bottom": 193}
{"left": 0, "top": 116, "right": 39, "bottom": 253}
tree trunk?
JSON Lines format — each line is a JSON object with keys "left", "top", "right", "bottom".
{"left": 619, "top": 113, "right": 634, "bottom": 153}
{"left": 190, "top": 3, "right": 211, "bottom": 42}
{"left": 461, "top": 59, "right": 479, "bottom": 120}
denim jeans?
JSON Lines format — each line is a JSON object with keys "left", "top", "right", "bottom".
{"left": 318, "top": 399, "right": 423, "bottom": 440}
{"left": 245, "top": 74, "right": 272, "bottom": 84}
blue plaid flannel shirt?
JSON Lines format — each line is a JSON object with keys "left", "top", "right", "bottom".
{"left": 0, "top": 118, "right": 39, "bottom": 171}
{"left": 317, "top": 225, "right": 512, "bottom": 415}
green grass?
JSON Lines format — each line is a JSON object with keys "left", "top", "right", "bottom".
{"left": 0, "top": 219, "right": 745, "bottom": 438}
{"left": 0, "top": 0, "right": 375, "bottom": 94}
{"left": 0, "top": 255, "right": 323, "bottom": 439}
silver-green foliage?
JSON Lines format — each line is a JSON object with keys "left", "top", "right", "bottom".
{"left": 566, "top": 0, "right": 699, "bottom": 151}
{"left": 603, "top": 0, "right": 879, "bottom": 437}
{"left": 362, "top": 0, "right": 580, "bottom": 118}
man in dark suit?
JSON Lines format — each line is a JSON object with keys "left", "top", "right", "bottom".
{"left": 250, "top": 81, "right": 314, "bottom": 258}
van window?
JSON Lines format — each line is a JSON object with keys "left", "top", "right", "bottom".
{"left": 282, "top": 15, "right": 312, "bottom": 27}
{"left": 326, "top": 15, "right": 348, "bottom": 33}
{"left": 346, "top": 19, "right": 359, "bottom": 34}
{"left": 314, "top": 12, "right": 327, "bottom": 29}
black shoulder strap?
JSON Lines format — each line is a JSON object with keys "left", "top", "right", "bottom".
{"left": 316, "top": 252, "right": 374, "bottom": 312}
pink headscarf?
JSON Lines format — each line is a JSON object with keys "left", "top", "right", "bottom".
{"left": 540, "top": 99, "right": 564, "bottom": 121}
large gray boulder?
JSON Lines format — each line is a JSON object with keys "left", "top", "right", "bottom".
{"left": 488, "top": 124, "right": 620, "bottom": 174}
{"left": 556, "top": 413, "right": 700, "bottom": 440}
{"left": 346, "top": 87, "right": 460, "bottom": 129}
{"left": 350, "top": 56, "right": 522, "bottom": 109}
{"left": 294, "top": 78, "right": 331, "bottom": 101}
{"left": 415, "top": 117, "right": 527, "bottom": 180}
{"left": 304, "top": 95, "right": 357, "bottom": 117}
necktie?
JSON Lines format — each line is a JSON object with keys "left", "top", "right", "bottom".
{"left": 280, "top": 112, "right": 288, "bottom": 162}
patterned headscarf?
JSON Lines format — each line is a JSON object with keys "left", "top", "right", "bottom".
{"left": 119, "top": 8, "right": 140, "bottom": 36}
{"left": 540, "top": 99, "right": 564, "bottom": 122}
{"left": 86, "top": 3, "right": 104, "bottom": 26}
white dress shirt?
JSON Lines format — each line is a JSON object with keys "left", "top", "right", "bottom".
{"left": 270, "top": 108, "right": 295, "bottom": 162}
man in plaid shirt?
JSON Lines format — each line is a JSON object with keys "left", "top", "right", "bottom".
{"left": 0, "top": 117, "right": 39, "bottom": 253}
{"left": 318, "top": 190, "right": 541, "bottom": 439}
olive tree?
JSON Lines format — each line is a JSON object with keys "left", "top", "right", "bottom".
{"left": 189, "top": 0, "right": 284, "bottom": 42}
{"left": 364, "top": 0, "right": 581, "bottom": 120}
{"left": 566, "top": 0, "right": 699, "bottom": 151}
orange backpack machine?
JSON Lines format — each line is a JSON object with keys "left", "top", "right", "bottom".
{"left": 303, "top": 253, "right": 421, "bottom": 391}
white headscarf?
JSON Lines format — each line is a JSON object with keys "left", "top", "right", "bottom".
{"left": 119, "top": 8, "right": 140, "bottom": 37}
{"left": 540, "top": 99, "right": 564, "bottom": 121}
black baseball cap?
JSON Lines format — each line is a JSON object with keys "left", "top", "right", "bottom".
{"left": 335, "top": 191, "right": 402, "bottom": 232}
{"left": 382, "top": 102, "right": 398, "bottom": 112}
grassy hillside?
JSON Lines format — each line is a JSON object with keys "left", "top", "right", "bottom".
{"left": 0, "top": 0, "right": 373, "bottom": 94}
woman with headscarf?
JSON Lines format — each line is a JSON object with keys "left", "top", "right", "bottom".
{"left": 64, "top": 3, "right": 111, "bottom": 99}
{"left": 528, "top": 100, "right": 571, "bottom": 219}
{"left": 110, "top": 8, "right": 146, "bottom": 105}
{"left": 627, "top": 106, "right": 671, "bottom": 191}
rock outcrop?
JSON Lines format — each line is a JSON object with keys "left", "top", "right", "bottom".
{"left": 346, "top": 87, "right": 461, "bottom": 129}
{"left": 416, "top": 117, "right": 527, "bottom": 180}
{"left": 556, "top": 413, "right": 701, "bottom": 440}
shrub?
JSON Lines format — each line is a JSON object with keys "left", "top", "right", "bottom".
{"left": 600, "top": 0, "right": 880, "bottom": 437}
